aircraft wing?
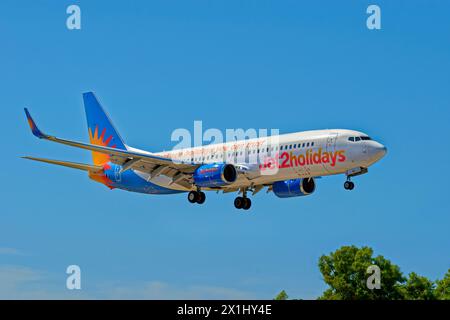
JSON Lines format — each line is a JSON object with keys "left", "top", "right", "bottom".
{"left": 24, "top": 108, "right": 200, "bottom": 182}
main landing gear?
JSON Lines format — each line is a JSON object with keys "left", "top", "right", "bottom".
{"left": 234, "top": 197, "right": 251, "bottom": 210}
{"left": 187, "top": 187, "right": 253, "bottom": 210}
{"left": 188, "top": 190, "right": 206, "bottom": 204}
{"left": 234, "top": 188, "right": 251, "bottom": 210}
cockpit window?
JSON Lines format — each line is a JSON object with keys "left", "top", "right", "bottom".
{"left": 349, "top": 136, "right": 372, "bottom": 142}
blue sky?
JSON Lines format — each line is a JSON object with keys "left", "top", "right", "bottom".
{"left": 0, "top": 0, "right": 449, "bottom": 299}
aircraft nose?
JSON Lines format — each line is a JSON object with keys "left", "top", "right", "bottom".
{"left": 370, "top": 142, "right": 387, "bottom": 161}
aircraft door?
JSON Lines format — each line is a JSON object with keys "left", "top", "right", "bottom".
{"left": 323, "top": 132, "right": 338, "bottom": 173}
{"left": 325, "top": 133, "right": 338, "bottom": 153}
{"left": 362, "top": 138, "right": 368, "bottom": 156}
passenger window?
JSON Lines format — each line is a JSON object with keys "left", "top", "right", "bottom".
{"left": 302, "top": 143, "right": 305, "bottom": 148}
{"left": 307, "top": 142, "right": 310, "bottom": 147}
{"left": 311, "top": 142, "right": 314, "bottom": 147}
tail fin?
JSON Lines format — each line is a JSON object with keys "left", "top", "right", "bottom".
{"left": 83, "top": 92, "right": 127, "bottom": 165}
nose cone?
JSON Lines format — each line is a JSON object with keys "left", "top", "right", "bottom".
{"left": 369, "top": 142, "right": 387, "bottom": 163}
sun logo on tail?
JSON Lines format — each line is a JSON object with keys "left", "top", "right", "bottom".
{"left": 88, "top": 126, "right": 116, "bottom": 166}
{"left": 87, "top": 125, "right": 117, "bottom": 189}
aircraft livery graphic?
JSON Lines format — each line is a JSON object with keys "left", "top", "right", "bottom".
{"left": 23, "top": 92, "right": 387, "bottom": 210}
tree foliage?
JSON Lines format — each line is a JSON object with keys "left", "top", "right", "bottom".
{"left": 274, "top": 290, "right": 289, "bottom": 300}
{"left": 318, "top": 245, "right": 404, "bottom": 300}
{"left": 435, "top": 269, "right": 450, "bottom": 300}
{"left": 275, "top": 246, "right": 449, "bottom": 300}
{"left": 401, "top": 272, "right": 436, "bottom": 300}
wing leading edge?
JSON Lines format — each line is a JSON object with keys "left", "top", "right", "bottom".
{"left": 23, "top": 108, "right": 199, "bottom": 176}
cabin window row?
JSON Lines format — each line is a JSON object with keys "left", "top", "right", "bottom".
{"left": 180, "top": 141, "right": 317, "bottom": 162}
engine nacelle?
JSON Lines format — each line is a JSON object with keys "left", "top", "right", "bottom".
{"left": 272, "top": 178, "right": 316, "bottom": 198}
{"left": 193, "top": 163, "right": 237, "bottom": 188}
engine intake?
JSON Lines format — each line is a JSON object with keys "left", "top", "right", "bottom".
{"left": 272, "top": 178, "right": 316, "bottom": 198}
{"left": 193, "top": 163, "right": 237, "bottom": 188}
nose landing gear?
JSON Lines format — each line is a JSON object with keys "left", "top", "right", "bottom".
{"left": 344, "top": 180, "right": 355, "bottom": 190}
{"left": 343, "top": 167, "right": 368, "bottom": 191}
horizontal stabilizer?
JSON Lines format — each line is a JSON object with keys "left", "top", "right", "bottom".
{"left": 22, "top": 156, "right": 103, "bottom": 173}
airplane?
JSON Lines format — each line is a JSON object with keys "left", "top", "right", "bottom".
{"left": 23, "top": 92, "right": 387, "bottom": 210}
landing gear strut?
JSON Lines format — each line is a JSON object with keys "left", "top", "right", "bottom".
{"left": 234, "top": 189, "right": 252, "bottom": 210}
{"left": 188, "top": 190, "right": 206, "bottom": 204}
{"left": 343, "top": 167, "right": 368, "bottom": 191}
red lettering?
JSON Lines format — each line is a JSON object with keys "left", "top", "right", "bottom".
{"left": 290, "top": 152, "right": 298, "bottom": 167}
{"left": 280, "top": 152, "right": 290, "bottom": 168}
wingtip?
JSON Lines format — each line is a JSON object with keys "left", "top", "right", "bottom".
{"left": 24, "top": 107, "right": 31, "bottom": 119}
{"left": 24, "top": 108, "right": 45, "bottom": 139}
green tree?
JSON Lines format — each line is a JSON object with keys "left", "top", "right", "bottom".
{"left": 435, "top": 269, "right": 450, "bottom": 300}
{"left": 401, "top": 272, "right": 436, "bottom": 300}
{"left": 275, "top": 245, "right": 448, "bottom": 300}
{"left": 274, "top": 290, "right": 289, "bottom": 300}
{"left": 318, "top": 245, "right": 405, "bottom": 300}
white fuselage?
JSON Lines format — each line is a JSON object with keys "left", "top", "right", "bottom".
{"left": 134, "top": 129, "right": 387, "bottom": 191}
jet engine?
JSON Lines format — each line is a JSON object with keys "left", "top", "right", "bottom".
{"left": 272, "top": 178, "right": 316, "bottom": 198}
{"left": 193, "top": 163, "right": 237, "bottom": 188}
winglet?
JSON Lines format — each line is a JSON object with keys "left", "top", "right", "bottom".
{"left": 24, "top": 108, "right": 46, "bottom": 139}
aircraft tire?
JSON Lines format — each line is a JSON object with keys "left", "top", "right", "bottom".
{"left": 188, "top": 191, "right": 198, "bottom": 203}
{"left": 243, "top": 198, "right": 252, "bottom": 210}
{"left": 196, "top": 192, "right": 206, "bottom": 204}
{"left": 234, "top": 197, "right": 244, "bottom": 209}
